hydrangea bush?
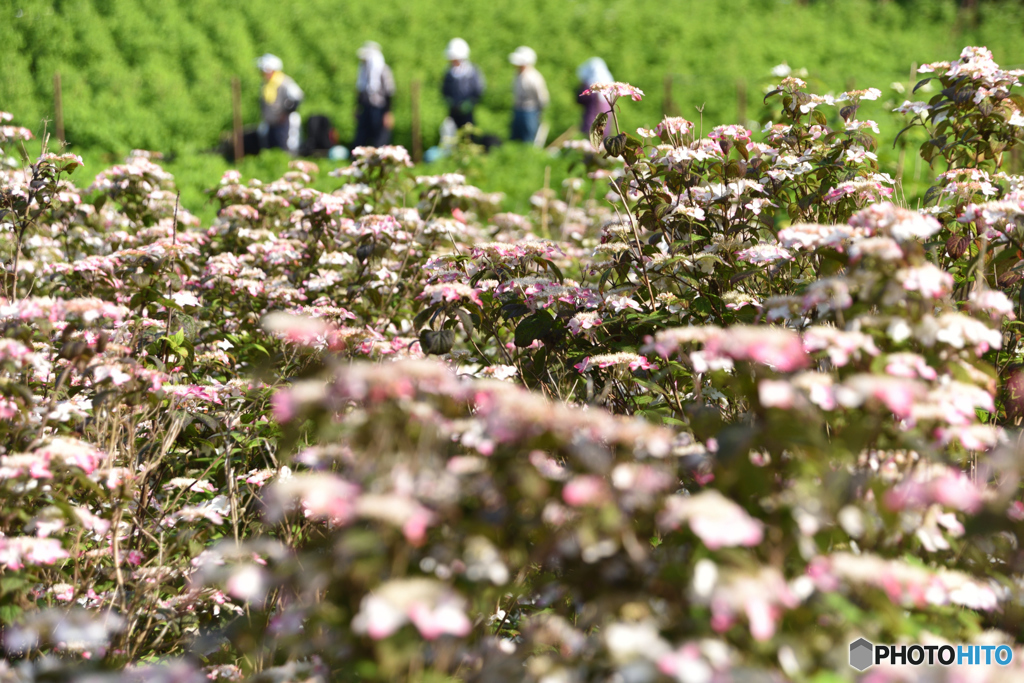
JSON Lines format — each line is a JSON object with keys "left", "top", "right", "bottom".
{"left": 2, "top": 47, "right": 1024, "bottom": 682}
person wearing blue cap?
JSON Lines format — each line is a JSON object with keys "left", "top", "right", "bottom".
{"left": 576, "top": 57, "right": 614, "bottom": 137}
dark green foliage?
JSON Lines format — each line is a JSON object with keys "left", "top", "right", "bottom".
{"left": 5, "top": 0, "right": 1024, "bottom": 158}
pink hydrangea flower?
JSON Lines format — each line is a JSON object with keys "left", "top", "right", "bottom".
{"left": 884, "top": 353, "right": 938, "bottom": 380}
{"left": 703, "top": 565, "right": 798, "bottom": 641}
{"left": 884, "top": 465, "right": 985, "bottom": 513}
{"left": 225, "top": 564, "right": 270, "bottom": 603}
{"left": 705, "top": 326, "right": 808, "bottom": 372}
{"left": 0, "top": 537, "right": 69, "bottom": 570}
{"left": 835, "top": 374, "right": 925, "bottom": 420}
{"left": 581, "top": 82, "right": 645, "bottom": 102}
{"left": 969, "top": 289, "right": 1016, "bottom": 320}
{"left": 418, "top": 283, "right": 484, "bottom": 307}
{"left": 735, "top": 243, "right": 793, "bottom": 264}
{"left": 408, "top": 600, "right": 473, "bottom": 640}
{"left": 351, "top": 579, "right": 472, "bottom": 641}
{"left": 897, "top": 263, "right": 954, "bottom": 299}
{"left": 562, "top": 475, "right": 612, "bottom": 507}
{"left": 356, "top": 493, "right": 435, "bottom": 546}
{"left": 935, "top": 424, "right": 1005, "bottom": 451}
{"left": 849, "top": 202, "right": 940, "bottom": 242}
{"left": 265, "top": 474, "right": 360, "bottom": 525}
{"left": 709, "top": 125, "right": 752, "bottom": 144}
{"left": 759, "top": 379, "right": 799, "bottom": 409}
{"left": 574, "top": 352, "right": 656, "bottom": 373}
{"left": 659, "top": 490, "right": 764, "bottom": 549}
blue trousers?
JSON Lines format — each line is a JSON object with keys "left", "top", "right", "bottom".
{"left": 260, "top": 113, "right": 301, "bottom": 155}
{"left": 354, "top": 105, "right": 392, "bottom": 148}
{"left": 510, "top": 109, "right": 540, "bottom": 143}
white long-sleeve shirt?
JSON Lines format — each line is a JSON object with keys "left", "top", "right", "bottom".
{"left": 513, "top": 67, "right": 549, "bottom": 112}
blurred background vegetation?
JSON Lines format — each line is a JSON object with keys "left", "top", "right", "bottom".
{"left": 3, "top": 0, "right": 1024, "bottom": 220}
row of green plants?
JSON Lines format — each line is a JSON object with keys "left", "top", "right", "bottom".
{"left": 5, "top": 0, "right": 1024, "bottom": 155}
{"left": 2, "top": 45, "right": 1024, "bottom": 682}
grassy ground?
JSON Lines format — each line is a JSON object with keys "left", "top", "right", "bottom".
{"left": 63, "top": 143, "right": 583, "bottom": 225}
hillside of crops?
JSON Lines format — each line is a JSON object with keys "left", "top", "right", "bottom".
{"left": 5, "top": 0, "right": 1024, "bottom": 159}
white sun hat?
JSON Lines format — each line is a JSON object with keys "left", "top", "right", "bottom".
{"left": 256, "top": 53, "right": 283, "bottom": 73}
{"left": 357, "top": 41, "right": 382, "bottom": 60}
{"left": 446, "top": 38, "right": 470, "bottom": 61}
{"left": 508, "top": 46, "right": 537, "bottom": 67}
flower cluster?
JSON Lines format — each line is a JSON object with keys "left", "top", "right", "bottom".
{"left": 3, "top": 46, "right": 1024, "bottom": 683}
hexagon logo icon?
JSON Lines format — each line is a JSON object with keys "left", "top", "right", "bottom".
{"left": 850, "top": 638, "right": 874, "bottom": 671}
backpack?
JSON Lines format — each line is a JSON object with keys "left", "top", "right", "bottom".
{"left": 303, "top": 115, "right": 338, "bottom": 155}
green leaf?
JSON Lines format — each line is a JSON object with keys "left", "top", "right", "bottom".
{"left": 514, "top": 312, "right": 554, "bottom": 348}
{"left": 0, "top": 604, "right": 23, "bottom": 623}
{"left": 455, "top": 308, "right": 476, "bottom": 338}
{"left": 419, "top": 329, "right": 455, "bottom": 355}
{"left": 500, "top": 302, "right": 531, "bottom": 320}
{"left": 413, "top": 304, "right": 439, "bottom": 331}
{"left": 893, "top": 122, "right": 918, "bottom": 148}
{"left": 590, "top": 111, "right": 609, "bottom": 151}
{"left": 533, "top": 256, "right": 564, "bottom": 283}
{"left": 156, "top": 296, "right": 182, "bottom": 311}
{"left": 0, "top": 576, "right": 29, "bottom": 596}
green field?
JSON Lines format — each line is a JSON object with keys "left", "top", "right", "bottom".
{"left": 5, "top": 0, "right": 1024, "bottom": 217}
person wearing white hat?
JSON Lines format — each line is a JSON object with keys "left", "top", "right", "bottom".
{"left": 442, "top": 38, "right": 486, "bottom": 129}
{"left": 508, "top": 46, "right": 548, "bottom": 143}
{"left": 354, "top": 41, "right": 396, "bottom": 148}
{"left": 256, "top": 53, "right": 304, "bottom": 155}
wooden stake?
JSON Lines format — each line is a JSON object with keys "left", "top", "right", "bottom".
{"left": 736, "top": 79, "right": 747, "bottom": 126}
{"left": 545, "top": 125, "right": 578, "bottom": 151}
{"left": 231, "top": 77, "right": 243, "bottom": 163}
{"left": 662, "top": 74, "right": 674, "bottom": 118}
{"left": 541, "top": 165, "right": 551, "bottom": 239}
{"left": 411, "top": 79, "right": 422, "bottom": 163}
{"left": 897, "top": 63, "right": 917, "bottom": 184}
{"left": 53, "top": 71, "right": 64, "bottom": 145}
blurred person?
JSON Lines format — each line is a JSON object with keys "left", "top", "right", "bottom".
{"left": 354, "top": 41, "right": 396, "bottom": 148}
{"left": 508, "top": 46, "right": 548, "bottom": 144}
{"left": 576, "top": 57, "right": 614, "bottom": 137}
{"left": 256, "top": 53, "right": 305, "bottom": 155}
{"left": 442, "top": 38, "right": 486, "bottom": 129}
